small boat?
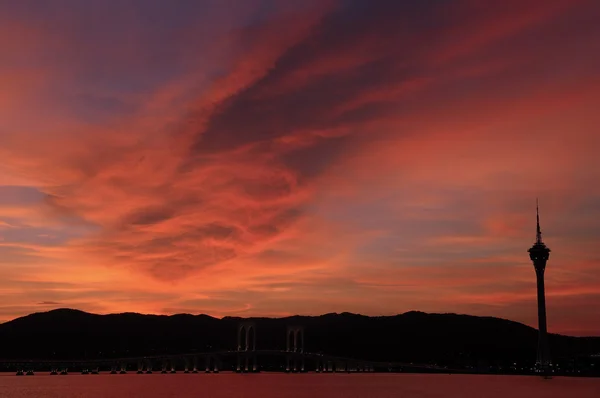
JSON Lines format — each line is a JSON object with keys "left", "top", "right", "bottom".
{"left": 16, "top": 370, "right": 24, "bottom": 376}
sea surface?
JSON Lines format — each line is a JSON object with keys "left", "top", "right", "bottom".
{"left": 0, "top": 373, "right": 598, "bottom": 398}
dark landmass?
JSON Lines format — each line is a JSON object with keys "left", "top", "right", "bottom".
{"left": 1, "top": 309, "right": 599, "bottom": 372}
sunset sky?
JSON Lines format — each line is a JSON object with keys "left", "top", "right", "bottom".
{"left": 1, "top": 0, "right": 599, "bottom": 336}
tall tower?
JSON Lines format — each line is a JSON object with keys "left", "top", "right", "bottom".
{"left": 527, "top": 199, "right": 551, "bottom": 372}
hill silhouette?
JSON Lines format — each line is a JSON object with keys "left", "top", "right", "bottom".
{"left": 1, "top": 309, "right": 599, "bottom": 369}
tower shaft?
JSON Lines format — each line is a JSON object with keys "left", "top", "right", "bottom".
{"left": 535, "top": 268, "right": 549, "bottom": 368}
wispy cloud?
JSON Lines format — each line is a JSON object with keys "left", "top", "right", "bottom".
{"left": 0, "top": 0, "right": 599, "bottom": 335}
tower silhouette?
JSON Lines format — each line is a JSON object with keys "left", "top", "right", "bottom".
{"left": 527, "top": 199, "right": 551, "bottom": 372}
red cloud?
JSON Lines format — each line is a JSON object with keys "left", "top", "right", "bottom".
{"left": 0, "top": 0, "right": 599, "bottom": 335}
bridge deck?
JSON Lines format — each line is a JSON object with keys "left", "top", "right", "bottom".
{"left": 0, "top": 350, "right": 446, "bottom": 370}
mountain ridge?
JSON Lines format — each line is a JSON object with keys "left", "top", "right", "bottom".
{"left": 0, "top": 308, "right": 555, "bottom": 333}
{"left": 1, "top": 308, "right": 599, "bottom": 368}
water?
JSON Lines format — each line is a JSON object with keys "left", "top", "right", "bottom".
{"left": 0, "top": 373, "right": 598, "bottom": 398}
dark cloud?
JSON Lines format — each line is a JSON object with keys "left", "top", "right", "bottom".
{"left": 123, "top": 206, "right": 176, "bottom": 226}
{"left": 0, "top": 186, "right": 45, "bottom": 206}
{"left": 247, "top": 208, "right": 303, "bottom": 239}
{"left": 196, "top": 223, "right": 241, "bottom": 241}
{"left": 280, "top": 134, "right": 353, "bottom": 180}
{"left": 189, "top": 0, "right": 597, "bottom": 167}
{"left": 189, "top": 1, "right": 450, "bottom": 159}
{"left": 239, "top": 175, "right": 295, "bottom": 202}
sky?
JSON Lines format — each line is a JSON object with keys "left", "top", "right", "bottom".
{"left": 1, "top": 0, "right": 600, "bottom": 336}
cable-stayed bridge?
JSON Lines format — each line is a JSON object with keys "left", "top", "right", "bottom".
{"left": 1, "top": 323, "right": 456, "bottom": 375}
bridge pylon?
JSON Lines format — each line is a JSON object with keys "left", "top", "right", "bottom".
{"left": 237, "top": 321, "right": 258, "bottom": 372}
{"left": 286, "top": 326, "right": 305, "bottom": 372}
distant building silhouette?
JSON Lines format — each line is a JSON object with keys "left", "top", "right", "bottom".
{"left": 527, "top": 199, "right": 551, "bottom": 372}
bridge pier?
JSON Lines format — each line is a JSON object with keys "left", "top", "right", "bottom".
{"left": 285, "top": 354, "right": 306, "bottom": 373}
{"left": 236, "top": 352, "right": 257, "bottom": 373}
{"left": 318, "top": 358, "right": 328, "bottom": 373}
{"left": 204, "top": 355, "right": 220, "bottom": 373}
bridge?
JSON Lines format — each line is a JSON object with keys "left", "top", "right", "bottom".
{"left": 1, "top": 323, "right": 454, "bottom": 375}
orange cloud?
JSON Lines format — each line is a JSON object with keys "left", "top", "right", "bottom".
{"left": 0, "top": 0, "right": 599, "bottom": 336}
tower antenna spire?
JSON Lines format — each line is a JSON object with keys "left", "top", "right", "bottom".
{"left": 536, "top": 198, "right": 543, "bottom": 244}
